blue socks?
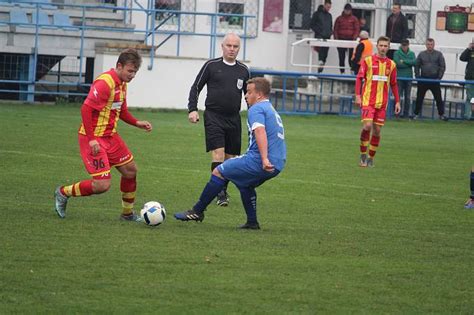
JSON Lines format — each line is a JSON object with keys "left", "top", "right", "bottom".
{"left": 193, "top": 175, "right": 227, "bottom": 213}
{"left": 470, "top": 171, "right": 474, "bottom": 198}
{"left": 239, "top": 187, "right": 258, "bottom": 224}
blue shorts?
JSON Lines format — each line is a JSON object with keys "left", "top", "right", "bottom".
{"left": 217, "top": 154, "right": 280, "bottom": 188}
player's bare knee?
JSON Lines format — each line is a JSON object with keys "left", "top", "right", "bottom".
{"left": 212, "top": 167, "right": 224, "bottom": 179}
{"left": 92, "top": 179, "right": 111, "bottom": 194}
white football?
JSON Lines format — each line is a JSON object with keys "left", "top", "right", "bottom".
{"left": 140, "top": 201, "right": 166, "bottom": 226}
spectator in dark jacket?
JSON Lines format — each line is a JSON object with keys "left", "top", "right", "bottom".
{"left": 310, "top": 0, "right": 332, "bottom": 73}
{"left": 414, "top": 38, "right": 447, "bottom": 121}
{"left": 333, "top": 3, "right": 359, "bottom": 74}
{"left": 359, "top": 17, "right": 370, "bottom": 35}
{"left": 460, "top": 41, "right": 474, "bottom": 120}
{"left": 385, "top": 3, "right": 408, "bottom": 60}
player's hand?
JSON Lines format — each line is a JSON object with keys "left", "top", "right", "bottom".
{"left": 262, "top": 158, "right": 275, "bottom": 173}
{"left": 355, "top": 95, "right": 362, "bottom": 108}
{"left": 188, "top": 111, "right": 199, "bottom": 123}
{"left": 89, "top": 139, "right": 100, "bottom": 156}
{"left": 394, "top": 102, "right": 401, "bottom": 115}
{"left": 137, "top": 120, "right": 152, "bottom": 132}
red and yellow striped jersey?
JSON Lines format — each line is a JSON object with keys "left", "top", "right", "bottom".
{"left": 355, "top": 54, "right": 400, "bottom": 109}
{"left": 79, "top": 69, "right": 127, "bottom": 138}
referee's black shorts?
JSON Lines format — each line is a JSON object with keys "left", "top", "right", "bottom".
{"left": 203, "top": 110, "right": 241, "bottom": 155}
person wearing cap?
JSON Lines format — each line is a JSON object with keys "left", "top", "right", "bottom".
{"left": 333, "top": 3, "right": 360, "bottom": 74}
{"left": 393, "top": 39, "right": 416, "bottom": 118}
{"left": 385, "top": 3, "right": 408, "bottom": 60}
{"left": 351, "top": 30, "right": 373, "bottom": 75}
{"left": 460, "top": 41, "right": 474, "bottom": 120}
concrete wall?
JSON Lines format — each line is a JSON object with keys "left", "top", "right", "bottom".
{"left": 91, "top": 0, "right": 474, "bottom": 109}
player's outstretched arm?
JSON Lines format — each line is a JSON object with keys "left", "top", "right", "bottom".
{"left": 254, "top": 126, "right": 274, "bottom": 172}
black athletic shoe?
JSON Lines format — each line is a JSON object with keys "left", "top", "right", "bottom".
{"left": 216, "top": 191, "right": 229, "bottom": 207}
{"left": 238, "top": 222, "right": 260, "bottom": 230}
{"left": 174, "top": 209, "right": 205, "bottom": 222}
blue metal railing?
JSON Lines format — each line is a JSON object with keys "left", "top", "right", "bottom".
{"left": 0, "top": 1, "right": 257, "bottom": 101}
{"left": 250, "top": 69, "right": 474, "bottom": 121}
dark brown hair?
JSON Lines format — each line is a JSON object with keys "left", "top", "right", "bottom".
{"left": 377, "top": 36, "right": 391, "bottom": 44}
{"left": 117, "top": 48, "right": 142, "bottom": 69}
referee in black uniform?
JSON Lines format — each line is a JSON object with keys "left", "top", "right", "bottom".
{"left": 188, "top": 33, "right": 250, "bottom": 207}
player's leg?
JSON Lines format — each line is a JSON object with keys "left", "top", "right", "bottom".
{"left": 217, "top": 116, "right": 242, "bottom": 206}
{"left": 237, "top": 186, "right": 259, "bottom": 229}
{"left": 109, "top": 134, "right": 141, "bottom": 221}
{"left": 54, "top": 136, "right": 112, "bottom": 218}
{"left": 237, "top": 169, "right": 280, "bottom": 229}
{"left": 366, "top": 108, "right": 385, "bottom": 167}
{"left": 174, "top": 167, "right": 228, "bottom": 222}
{"left": 204, "top": 111, "right": 230, "bottom": 206}
{"left": 359, "top": 106, "right": 374, "bottom": 167}
{"left": 465, "top": 166, "right": 474, "bottom": 209}
{"left": 116, "top": 161, "right": 140, "bottom": 221}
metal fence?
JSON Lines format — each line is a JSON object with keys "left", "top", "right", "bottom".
{"left": 0, "top": 0, "right": 257, "bottom": 101}
{"left": 251, "top": 68, "right": 472, "bottom": 121}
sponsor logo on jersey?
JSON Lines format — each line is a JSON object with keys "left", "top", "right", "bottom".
{"left": 112, "top": 101, "right": 122, "bottom": 109}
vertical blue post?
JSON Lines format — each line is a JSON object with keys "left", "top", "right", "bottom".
{"left": 243, "top": 16, "right": 247, "bottom": 60}
{"left": 26, "top": 54, "right": 35, "bottom": 102}
{"left": 177, "top": 12, "right": 181, "bottom": 57}
{"left": 78, "top": 6, "right": 86, "bottom": 84}
{"left": 148, "top": 5, "right": 156, "bottom": 70}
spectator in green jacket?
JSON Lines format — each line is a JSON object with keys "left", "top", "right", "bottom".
{"left": 460, "top": 41, "right": 474, "bottom": 120}
{"left": 393, "top": 39, "right": 416, "bottom": 117}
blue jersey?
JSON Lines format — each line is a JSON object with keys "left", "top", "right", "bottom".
{"left": 246, "top": 100, "right": 286, "bottom": 171}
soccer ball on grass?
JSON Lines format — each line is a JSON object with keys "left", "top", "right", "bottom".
{"left": 140, "top": 201, "right": 166, "bottom": 226}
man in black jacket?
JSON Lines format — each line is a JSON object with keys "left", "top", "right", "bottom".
{"left": 310, "top": 0, "right": 332, "bottom": 73}
{"left": 385, "top": 3, "right": 408, "bottom": 60}
{"left": 460, "top": 41, "right": 474, "bottom": 120}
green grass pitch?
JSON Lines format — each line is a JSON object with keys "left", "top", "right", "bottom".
{"left": 0, "top": 103, "right": 473, "bottom": 313}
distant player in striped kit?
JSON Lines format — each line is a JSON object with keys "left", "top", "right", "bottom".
{"left": 355, "top": 36, "right": 400, "bottom": 167}
{"left": 54, "top": 49, "right": 152, "bottom": 221}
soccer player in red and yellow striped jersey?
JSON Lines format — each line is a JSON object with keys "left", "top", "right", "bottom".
{"left": 54, "top": 49, "right": 153, "bottom": 221}
{"left": 355, "top": 36, "right": 400, "bottom": 167}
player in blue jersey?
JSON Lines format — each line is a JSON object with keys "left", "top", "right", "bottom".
{"left": 174, "top": 77, "right": 286, "bottom": 229}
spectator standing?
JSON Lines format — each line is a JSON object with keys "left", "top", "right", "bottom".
{"left": 393, "top": 39, "right": 416, "bottom": 118}
{"left": 460, "top": 41, "right": 474, "bottom": 120}
{"left": 351, "top": 30, "right": 373, "bottom": 75}
{"left": 385, "top": 3, "right": 408, "bottom": 60}
{"left": 359, "top": 17, "right": 370, "bottom": 35}
{"left": 187, "top": 33, "right": 250, "bottom": 207}
{"left": 310, "top": 0, "right": 332, "bottom": 73}
{"left": 414, "top": 38, "right": 448, "bottom": 121}
{"left": 333, "top": 3, "right": 360, "bottom": 74}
